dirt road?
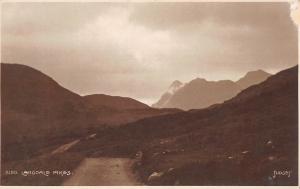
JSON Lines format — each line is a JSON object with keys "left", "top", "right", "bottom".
{"left": 63, "top": 158, "right": 142, "bottom": 186}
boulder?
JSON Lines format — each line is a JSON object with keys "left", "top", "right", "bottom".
{"left": 167, "top": 168, "right": 175, "bottom": 173}
{"left": 147, "top": 171, "right": 164, "bottom": 183}
{"left": 268, "top": 156, "right": 276, "bottom": 161}
{"left": 135, "top": 151, "right": 143, "bottom": 159}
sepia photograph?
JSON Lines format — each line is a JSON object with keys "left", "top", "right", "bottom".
{"left": 1, "top": 1, "right": 299, "bottom": 186}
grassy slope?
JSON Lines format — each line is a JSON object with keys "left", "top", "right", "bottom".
{"left": 71, "top": 65, "right": 298, "bottom": 186}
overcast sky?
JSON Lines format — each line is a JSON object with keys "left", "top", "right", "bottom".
{"left": 2, "top": 2, "right": 298, "bottom": 104}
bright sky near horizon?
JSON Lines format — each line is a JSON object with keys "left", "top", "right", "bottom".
{"left": 2, "top": 2, "right": 298, "bottom": 105}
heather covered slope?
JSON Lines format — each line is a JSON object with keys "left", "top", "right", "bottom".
{"left": 72, "top": 65, "right": 298, "bottom": 185}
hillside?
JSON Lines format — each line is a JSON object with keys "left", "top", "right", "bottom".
{"left": 84, "top": 94, "right": 150, "bottom": 110}
{"left": 1, "top": 63, "right": 93, "bottom": 161}
{"left": 83, "top": 94, "right": 173, "bottom": 126}
{"left": 72, "top": 65, "right": 298, "bottom": 185}
{"left": 1, "top": 63, "right": 179, "bottom": 162}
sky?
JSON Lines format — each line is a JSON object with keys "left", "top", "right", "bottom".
{"left": 1, "top": 2, "right": 298, "bottom": 105}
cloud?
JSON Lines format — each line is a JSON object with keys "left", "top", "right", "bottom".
{"left": 75, "top": 7, "right": 178, "bottom": 71}
{"left": 130, "top": 2, "right": 297, "bottom": 75}
{"left": 2, "top": 4, "right": 180, "bottom": 103}
{"left": 290, "top": 0, "right": 300, "bottom": 26}
{"left": 1, "top": 2, "right": 297, "bottom": 104}
{"left": 130, "top": 3, "right": 293, "bottom": 30}
{"left": 2, "top": 2, "right": 120, "bottom": 35}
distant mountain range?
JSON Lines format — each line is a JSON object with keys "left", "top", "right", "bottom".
{"left": 153, "top": 70, "right": 271, "bottom": 110}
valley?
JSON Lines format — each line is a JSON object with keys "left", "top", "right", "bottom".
{"left": 1, "top": 63, "right": 298, "bottom": 186}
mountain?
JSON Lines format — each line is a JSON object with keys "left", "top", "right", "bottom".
{"left": 153, "top": 78, "right": 241, "bottom": 110}
{"left": 236, "top": 69, "right": 272, "bottom": 89}
{"left": 152, "top": 80, "right": 184, "bottom": 108}
{"left": 73, "top": 65, "right": 297, "bottom": 185}
{"left": 83, "top": 94, "right": 179, "bottom": 126}
{"left": 1, "top": 63, "right": 180, "bottom": 161}
{"left": 152, "top": 70, "right": 271, "bottom": 110}
{"left": 84, "top": 94, "right": 149, "bottom": 110}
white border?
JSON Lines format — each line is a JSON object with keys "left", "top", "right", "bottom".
{"left": 0, "top": 1, "right": 298, "bottom": 188}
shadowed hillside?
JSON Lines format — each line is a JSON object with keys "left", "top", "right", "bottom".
{"left": 1, "top": 63, "right": 93, "bottom": 161}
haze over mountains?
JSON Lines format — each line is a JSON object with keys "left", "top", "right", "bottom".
{"left": 153, "top": 70, "right": 271, "bottom": 110}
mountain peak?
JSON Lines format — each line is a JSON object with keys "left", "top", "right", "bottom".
{"left": 167, "top": 80, "right": 184, "bottom": 94}
{"left": 152, "top": 80, "right": 184, "bottom": 108}
{"left": 189, "top": 77, "right": 207, "bottom": 84}
{"left": 170, "top": 80, "right": 182, "bottom": 88}
{"left": 245, "top": 69, "right": 271, "bottom": 77}
{"left": 236, "top": 69, "right": 272, "bottom": 89}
